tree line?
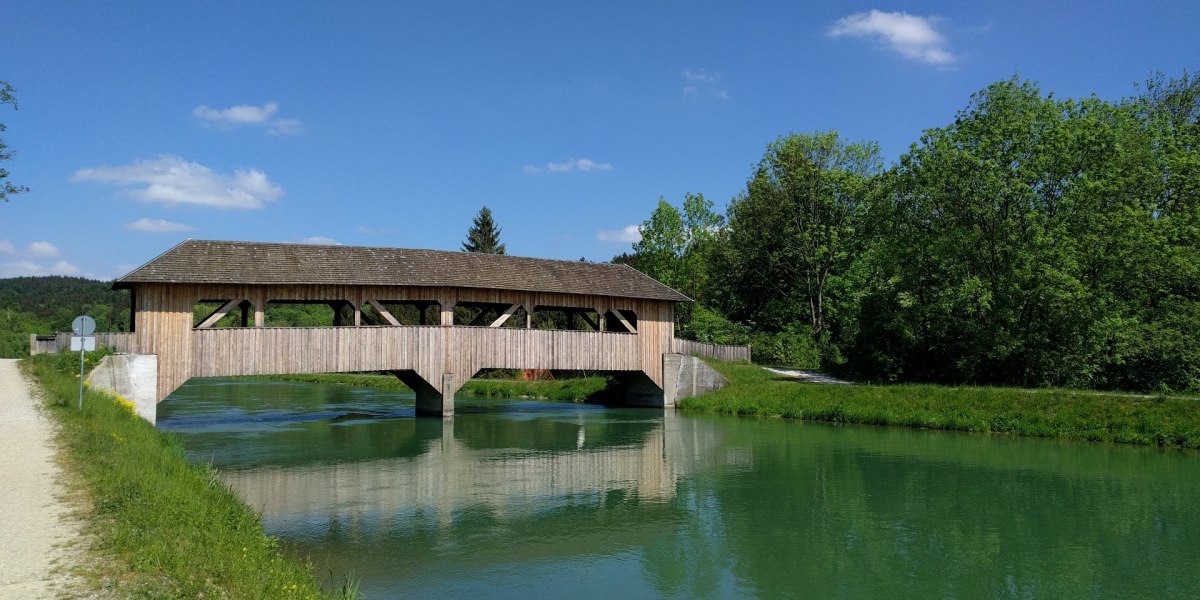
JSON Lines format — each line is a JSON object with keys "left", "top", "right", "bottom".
{"left": 0, "top": 276, "right": 132, "bottom": 356}
{"left": 623, "top": 72, "right": 1200, "bottom": 393}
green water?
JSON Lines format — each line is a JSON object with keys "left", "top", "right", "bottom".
{"left": 159, "top": 378, "right": 1200, "bottom": 599}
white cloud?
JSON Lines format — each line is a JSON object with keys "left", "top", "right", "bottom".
{"left": 682, "top": 68, "right": 729, "bottom": 100}
{"left": 0, "top": 240, "right": 14, "bottom": 254}
{"left": 829, "top": 10, "right": 955, "bottom": 65}
{"left": 193, "top": 101, "right": 278, "bottom": 124}
{"left": 267, "top": 118, "right": 303, "bottom": 136}
{"left": 355, "top": 225, "right": 393, "bottom": 235}
{"left": 193, "top": 101, "right": 302, "bottom": 135}
{"left": 596, "top": 225, "right": 642, "bottom": 243}
{"left": 0, "top": 259, "right": 81, "bottom": 278}
{"left": 73, "top": 155, "right": 283, "bottom": 209}
{"left": 125, "top": 218, "right": 195, "bottom": 233}
{"left": 524, "top": 158, "right": 613, "bottom": 175}
{"left": 27, "top": 241, "right": 60, "bottom": 257}
{"left": 300, "top": 236, "right": 340, "bottom": 245}
{"left": 683, "top": 68, "right": 716, "bottom": 84}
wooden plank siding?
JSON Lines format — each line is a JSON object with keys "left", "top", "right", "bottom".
{"left": 131, "top": 282, "right": 677, "bottom": 402}
{"left": 672, "top": 338, "right": 752, "bottom": 363}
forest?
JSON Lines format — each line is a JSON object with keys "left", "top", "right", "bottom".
{"left": 621, "top": 72, "right": 1199, "bottom": 393}
{"left": 0, "top": 276, "right": 130, "bottom": 357}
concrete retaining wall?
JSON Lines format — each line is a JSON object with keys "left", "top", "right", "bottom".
{"left": 87, "top": 354, "right": 158, "bottom": 424}
{"left": 663, "top": 354, "right": 728, "bottom": 406}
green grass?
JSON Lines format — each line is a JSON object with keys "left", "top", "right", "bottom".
{"left": 680, "top": 360, "right": 1200, "bottom": 449}
{"left": 23, "top": 354, "right": 358, "bottom": 599}
{"left": 252, "top": 372, "right": 611, "bottom": 402}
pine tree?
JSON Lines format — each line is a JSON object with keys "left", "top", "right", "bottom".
{"left": 461, "top": 206, "right": 506, "bottom": 254}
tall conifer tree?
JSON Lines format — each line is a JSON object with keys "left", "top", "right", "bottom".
{"left": 462, "top": 206, "right": 506, "bottom": 254}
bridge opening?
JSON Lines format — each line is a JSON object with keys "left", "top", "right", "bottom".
{"left": 364, "top": 300, "right": 442, "bottom": 326}
{"left": 453, "top": 302, "right": 528, "bottom": 328}
{"left": 531, "top": 306, "right": 602, "bottom": 331}
{"left": 263, "top": 300, "right": 350, "bottom": 327}
{"left": 193, "top": 299, "right": 253, "bottom": 329}
{"left": 604, "top": 309, "right": 637, "bottom": 333}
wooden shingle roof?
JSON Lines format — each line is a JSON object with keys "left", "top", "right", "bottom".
{"left": 116, "top": 240, "right": 691, "bottom": 302}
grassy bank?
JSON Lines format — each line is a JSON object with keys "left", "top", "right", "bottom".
{"left": 680, "top": 360, "right": 1200, "bottom": 449}
{"left": 23, "top": 353, "right": 357, "bottom": 599}
{"left": 252, "top": 372, "right": 610, "bottom": 402}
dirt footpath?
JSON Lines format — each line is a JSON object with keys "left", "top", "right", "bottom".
{"left": 0, "top": 359, "right": 84, "bottom": 599}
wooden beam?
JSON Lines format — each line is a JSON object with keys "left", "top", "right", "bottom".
{"left": 576, "top": 309, "right": 599, "bottom": 331}
{"left": 367, "top": 300, "right": 401, "bottom": 326}
{"left": 489, "top": 304, "right": 521, "bottom": 328}
{"left": 608, "top": 309, "right": 636, "bottom": 333}
{"left": 253, "top": 293, "right": 265, "bottom": 328}
{"left": 196, "top": 299, "right": 243, "bottom": 329}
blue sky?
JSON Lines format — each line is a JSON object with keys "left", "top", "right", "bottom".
{"left": 2, "top": 1, "right": 1197, "bottom": 280}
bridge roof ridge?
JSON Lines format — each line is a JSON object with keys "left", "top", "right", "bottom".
{"left": 115, "top": 239, "right": 691, "bottom": 302}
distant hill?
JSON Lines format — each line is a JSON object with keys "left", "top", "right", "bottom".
{"left": 0, "top": 276, "right": 131, "bottom": 357}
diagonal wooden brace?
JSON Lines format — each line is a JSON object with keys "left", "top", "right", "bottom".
{"left": 489, "top": 303, "right": 522, "bottom": 328}
{"left": 608, "top": 309, "right": 636, "bottom": 333}
{"left": 196, "top": 299, "right": 243, "bottom": 329}
{"left": 367, "top": 300, "right": 401, "bottom": 326}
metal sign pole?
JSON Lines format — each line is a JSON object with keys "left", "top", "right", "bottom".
{"left": 71, "top": 315, "right": 96, "bottom": 412}
{"left": 78, "top": 347, "right": 85, "bottom": 411}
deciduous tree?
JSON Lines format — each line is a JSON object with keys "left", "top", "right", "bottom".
{"left": 1, "top": 81, "right": 29, "bottom": 202}
{"left": 725, "top": 131, "right": 880, "bottom": 352}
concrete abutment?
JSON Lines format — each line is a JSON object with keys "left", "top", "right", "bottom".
{"left": 86, "top": 354, "right": 159, "bottom": 424}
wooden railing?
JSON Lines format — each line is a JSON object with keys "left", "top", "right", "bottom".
{"left": 188, "top": 325, "right": 645, "bottom": 379}
{"left": 29, "top": 332, "right": 137, "bottom": 355}
{"left": 671, "top": 338, "right": 751, "bottom": 363}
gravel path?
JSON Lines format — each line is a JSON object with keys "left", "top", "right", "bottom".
{"left": 763, "top": 367, "right": 852, "bottom": 384}
{"left": 0, "top": 359, "right": 85, "bottom": 599}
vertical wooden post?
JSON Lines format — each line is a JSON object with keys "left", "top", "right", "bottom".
{"left": 440, "top": 301, "right": 454, "bottom": 326}
{"left": 253, "top": 293, "right": 265, "bottom": 328}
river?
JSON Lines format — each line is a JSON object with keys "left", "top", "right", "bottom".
{"left": 158, "top": 378, "right": 1200, "bottom": 599}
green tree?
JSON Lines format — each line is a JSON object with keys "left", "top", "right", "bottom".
{"left": 631, "top": 193, "right": 723, "bottom": 301}
{"left": 724, "top": 131, "right": 881, "bottom": 357}
{"left": 461, "top": 206, "right": 506, "bottom": 254}
{"left": 1, "top": 81, "right": 29, "bottom": 202}
{"left": 853, "top": 75, "right": 1199, "bottom": 391}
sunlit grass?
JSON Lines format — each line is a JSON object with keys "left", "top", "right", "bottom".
{"left": 680, "top": 360, "right": 1200, "bottom": 449}
{"left": 23, "top": 354, "right": 358, "bottom": 599}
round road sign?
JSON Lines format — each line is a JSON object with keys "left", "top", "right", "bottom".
{"left": 72, "top": 315, "right": 96, "bottom": 336}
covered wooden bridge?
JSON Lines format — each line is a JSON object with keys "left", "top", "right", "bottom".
{"left": 90, "top": 240, "right": 741, "bottom": 422}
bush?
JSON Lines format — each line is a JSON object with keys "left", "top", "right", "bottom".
{"left": 751, "top": 324, "right": 820, "bottom": 368}
{"left": 678, "top": 305, "right": 751, "bottom": 345}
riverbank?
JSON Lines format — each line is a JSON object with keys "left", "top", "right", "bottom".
{"left": 250, "top": 372, "right": 610, "bottom": 402}
{"left": 679, "top": 360, "right": 1200, "bottom": 449}
{"left": 21, "top": 354, "right": 358, "bottom": 599}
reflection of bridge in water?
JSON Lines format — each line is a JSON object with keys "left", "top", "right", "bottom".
{"left": 220, "top": 412, "right": 725, "bottom": 529}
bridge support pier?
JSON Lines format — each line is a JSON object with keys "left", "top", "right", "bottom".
{"left": 614, "top": 370, "right": 669, "bottom": 408}
{"left": 393, "top": 370, "right": 459, "bottom": 417}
